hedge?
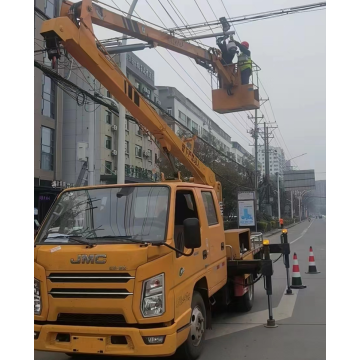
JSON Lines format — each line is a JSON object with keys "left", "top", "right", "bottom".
{"left": 223, "top": 218, "right": 299, "bottom": 232}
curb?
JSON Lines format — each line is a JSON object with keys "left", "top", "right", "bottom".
{"left": 262, "top": 221, "right": 304, "bottom": 237}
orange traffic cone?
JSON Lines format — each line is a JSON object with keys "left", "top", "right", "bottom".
{"left": 305, "top": 246, "right": 320, "bottom": 274}
{"left": 290, "top": 253, "right": 306, "bottom": 289}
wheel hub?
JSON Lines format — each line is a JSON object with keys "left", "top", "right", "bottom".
{"left": 190, "top": 306, "right": 205, "bottom": 347}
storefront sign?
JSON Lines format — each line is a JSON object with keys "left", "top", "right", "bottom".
{"left": 127, "top": 53, "right": 154, "bottom": 82}
{"left": 52, "top": 181, "right": 74, "bottom": 189}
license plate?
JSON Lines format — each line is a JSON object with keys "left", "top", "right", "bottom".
{"left": 71, "top": 336, "right": 106, "bottom": 354}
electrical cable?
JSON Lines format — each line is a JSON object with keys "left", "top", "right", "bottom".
{"left": 167, "top": 2, "right": 326, "bottom": 32}
{"left": 142, "top": 1, "right": 251, "bottom": 142}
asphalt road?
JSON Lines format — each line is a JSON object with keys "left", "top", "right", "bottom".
{"left": 35, "top": 218, "right": 326, "bottom": 360}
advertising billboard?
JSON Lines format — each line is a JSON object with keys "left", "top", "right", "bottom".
{"left": 283, "top": 170, "right": 316, "bottom": 191}
{"left": 238, "top": 200, "right": 255, "bottom": 227}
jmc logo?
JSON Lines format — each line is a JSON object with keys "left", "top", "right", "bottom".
{"left": 70, "top": 254, "right": 107, "bottom": 264}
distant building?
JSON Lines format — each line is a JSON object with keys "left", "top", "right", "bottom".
{"left": 255, "top": 145, "right": 286, "bottom": 178}
{"left": 61, "top": 51, "right": 161, "bottom": 186}
{"left": 157, "top": 86, "right": 233, "bottom": 155}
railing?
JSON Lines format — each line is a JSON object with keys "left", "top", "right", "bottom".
{"left": 250, "top": 232, "right": 263, "bottom": 250}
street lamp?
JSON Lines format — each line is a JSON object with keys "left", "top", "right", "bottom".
{"left": 285, "top": 153, "right": 307, "bottom": 219}
{"left": 294, "top": 190, "right": 312, "bottom": 221}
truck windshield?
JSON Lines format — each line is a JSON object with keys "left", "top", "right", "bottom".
{"left": 36, "top": 186, "right": 169, "bottom": 244}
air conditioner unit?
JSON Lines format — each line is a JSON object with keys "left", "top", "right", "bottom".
{"left": 111, "top": 150, "right": 118, "bottom": 156}
{"left": 111, "top": 125, "right": 118, "bottom": 131}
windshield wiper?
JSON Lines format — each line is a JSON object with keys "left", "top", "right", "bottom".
{"left": 44, "top": 235, "right": 96, "bottom": 248}
{"left": 91, "top": 235, "right": 147, "bottom": 245}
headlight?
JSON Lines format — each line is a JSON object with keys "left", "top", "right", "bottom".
{"left": 141, "top": 274, "right": 165, "bottom": 318}
{"left": 34, "top": 278, "right": 42, "bottom": 315}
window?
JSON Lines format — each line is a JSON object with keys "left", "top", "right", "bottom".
{"left": 136, "top": 124, "right": 142, "bottom": 137}
{"left": 192, "top": 121, "right": 199, "bottom": 135}
{"left": 201, "top": 191, "right": 218, "bottom": 226}
{"left": 106, "top": 111, "right": 112, "bottom": 124}
{"left": 125, "top": 119, "right": 129, "bottom": 131}
{"left": 155, "top": 153, "right": 158, "bottom": 164}
{"left": 187, "top": 117, "right": 191, "bottom": 128}
{"left": 42, "top": 75, "right": 55, "bottom": 119}
{"left": 41, "top": 126, "right": 54, "bottom": 171}
{"left": 178, "top": 110, "right": 186, "bottom": 123}
{"left": 167, "top": 108, "right": 172, "bottom": 116}
{"left": 135, "top": 145, "right": 142, "bottom": 158}
{"left": 148, "top": 149, "right": 152, "bottom": 163}
{"left": 174, "top": 191, "right": 199, "bottom": 257}
{"left": 105, "top": 161, "right": 112, "bottom": 174}
{"left": 105, "top": 136, "right": 112, "bottom": 149}
{"left": 125, "top": 140, "right": 129, "bottom": 154}
{"left": 107, "top": 90, "right": 111, "bottom": 98}
{"left": 45, "top": 0, "right": 55, "bottom": 18}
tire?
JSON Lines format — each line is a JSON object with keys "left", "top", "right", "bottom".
{"left": 237, "top": 275, "right": 254, "bottom": 312}
{"left": 176, "top": 291, "right": 206, "bottom": 360}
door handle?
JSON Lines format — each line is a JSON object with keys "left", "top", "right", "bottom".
{"left": 221, "top": 242, "right": 225, "bottom": 250}
{"left": 202, "top": 250, "right": 207, "bottom": 260}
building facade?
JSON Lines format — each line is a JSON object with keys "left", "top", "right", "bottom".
{"left": 61, "top": 51, "right": 160, "bottom": 186}
{"left": 256, "top": 145, "right": 286, "bottom": 178}
{"left": 34, "top": 0, "right": 64, "bottom": 223}
{"left": 157, "top": 86, "right": 233, "bottom": 154}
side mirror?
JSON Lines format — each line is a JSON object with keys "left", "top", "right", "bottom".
{"left": 183, "top": 218, "right": 201, "bottom": 249}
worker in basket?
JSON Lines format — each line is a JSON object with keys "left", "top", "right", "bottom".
{"left": 236, "top": 39, "right": 252, "bottom": 85}
{"left": 216, "top": 36, "right": 252, "bottom": 85}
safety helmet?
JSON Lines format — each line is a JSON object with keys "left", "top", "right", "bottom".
{"left": 241, "top": 41, "right": 249, "bottom": 49}
{"left": 227, "top": 41, "right": 237, "bottom": 53}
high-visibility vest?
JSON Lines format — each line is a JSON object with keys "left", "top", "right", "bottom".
{"left": 238, "top": 53, "right": 252, "bottom": 72}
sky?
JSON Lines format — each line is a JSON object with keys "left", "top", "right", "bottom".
{"left": 93, "top": 0, "right": 326, "bottom": 181}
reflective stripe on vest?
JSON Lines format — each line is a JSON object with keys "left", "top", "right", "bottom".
{"left": 238, "top": 53, "right": 252, "bottom": 71}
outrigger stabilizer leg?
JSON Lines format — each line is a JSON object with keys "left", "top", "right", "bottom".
{"left": 261, "top": 238, "right": 291, "bottom": 328}
{"left": 281, "top": 230, "right": 293, "bottom": 295}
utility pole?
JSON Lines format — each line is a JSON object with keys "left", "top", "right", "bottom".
{"left": 248, "top": 112, "right": 264, "bottom": 232}
{"left": 291, "top": 190, "right": 294, "bottom": 219}
{"left": 277, "top": 171, "right": 281, "bottom": 221}
{"left": 117, "top": 0, "right": 138, "bottom": 184}
{"left": 254, "top": 109, "right": 259, "bottom": 232}
{"left": 88, "top": 78, "right": 96, "bottom": 186}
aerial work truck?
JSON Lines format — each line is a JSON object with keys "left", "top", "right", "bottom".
{"left": 35, "top": 1, "right": 288, "bottom": 358}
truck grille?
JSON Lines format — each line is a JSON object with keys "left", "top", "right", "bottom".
{"left": 49, "top": 288, "right": 132, "bottom": 299}
{"left": 47, "top": 273, "right": 134, "bottom": 283}
{"left": 56, "top": 313, "right": 126, "bottom": 327}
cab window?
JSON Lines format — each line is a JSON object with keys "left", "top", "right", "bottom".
{"left": 201, "top": 191, "right": 218, "bottom": 226}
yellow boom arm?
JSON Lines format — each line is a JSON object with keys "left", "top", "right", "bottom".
{"left": 40, "top": 0, "right": 222, "bottom": 201}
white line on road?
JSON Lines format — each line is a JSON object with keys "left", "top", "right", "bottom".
{"left": 290, "top": 221, "right": 314, "bottom": 244}
{"left": 206, "top": 288, "right": 299, "bottom": 340}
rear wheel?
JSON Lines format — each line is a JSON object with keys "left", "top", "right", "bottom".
{"left": 236, "top": 275, "right": 254, "bottom": 312}
{"left": 176, "top": 291, "right": 206, "bottom": 360}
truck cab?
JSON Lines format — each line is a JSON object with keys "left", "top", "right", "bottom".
{"left": 34, "top": 182, "right": 227, "bottom": 358}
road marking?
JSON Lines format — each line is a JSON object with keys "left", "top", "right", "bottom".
{"left": 290, "top": 221, "right": 313, "bottom": 244}
{"left": 206, "top": 288, "right": 299, "bottom": 340}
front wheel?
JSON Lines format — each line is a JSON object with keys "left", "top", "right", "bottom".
{"left": 176, "top": 291, "right": 206, "bottom": 360}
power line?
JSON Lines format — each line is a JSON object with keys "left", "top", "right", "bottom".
{"left": 168, "top": 2, "right": 326, "bottom": 32}
{"left": 150, "top": 0, "right": 251, "bottom": 139}
{"left": 134, "top": 0, "right": 251, "bottom": 143}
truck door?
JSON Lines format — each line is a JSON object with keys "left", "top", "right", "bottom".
{"left": 173, "top": 189, "right": 209, "bottom": 284}
{"left": 198, "top": 189, "right": 227, "bottom": 291}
